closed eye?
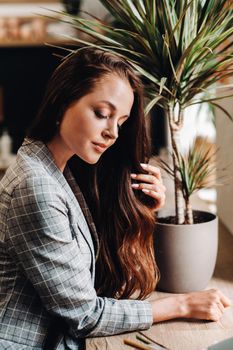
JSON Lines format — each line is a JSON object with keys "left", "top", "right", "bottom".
{"left": 95, "top": 109, "right": 125, "bottom": 133}
{"left": 94, "top": 110, "right": 109, "bottom": 119}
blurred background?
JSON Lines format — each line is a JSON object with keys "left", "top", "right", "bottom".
{"left": 0, "top": 1, "right": 232, "bottom": 234}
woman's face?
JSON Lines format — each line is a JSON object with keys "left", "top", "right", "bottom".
{"left": 58, "top": 73, "right": 135, "bottom": 164}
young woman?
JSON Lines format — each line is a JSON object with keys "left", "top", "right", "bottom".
{"left": 0, "top": 48, "right": 230, "bottom": 350}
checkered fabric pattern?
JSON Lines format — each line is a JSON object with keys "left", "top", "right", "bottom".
{"left": 0, "top": 138, "right": 153, "bottom": 349}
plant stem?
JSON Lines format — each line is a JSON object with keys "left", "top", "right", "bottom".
{"left": 168, "top": 106, "right": 185, "bottom": 224}
{"left": 185, "top": 198, "right": 193, "bottom": 224}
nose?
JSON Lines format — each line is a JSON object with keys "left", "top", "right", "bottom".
{"left": 102, "top": 119, "right": 119, "bottom": 140}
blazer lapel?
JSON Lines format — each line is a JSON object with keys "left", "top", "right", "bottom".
{"left": 20, "top": 138, "right": 98, "bottom": 263}
{"left": 64, "top": 166, "right": 100, "bottom": 260}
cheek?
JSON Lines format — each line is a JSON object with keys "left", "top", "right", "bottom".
{"left": 61, "top": 109, "right": 101, "bottom": 145}
{"left": 61, "top": 114, "right": 81, "bottom": 136}
{"left": 78, "top": 116, "right": 103, "bottom": 138}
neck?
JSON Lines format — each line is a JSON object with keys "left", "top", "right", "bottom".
{"left": 46, "top": 134, "right": 73, "bottom": 172}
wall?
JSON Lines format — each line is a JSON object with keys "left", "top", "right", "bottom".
{"left": 216, "top": 76, "right": 233, "bottom": 235}
{"left": 81, "top": 0, "right": 108, "bottom": 19}
{"left": 0, "top": 1, "right": 107, "bottom": 17}
{"left": 0, "top": 1, "right": 108, "bottom": 152}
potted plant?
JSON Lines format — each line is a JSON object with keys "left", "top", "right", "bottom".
{"left": 55, "top": 0, "right": 233, "bottom": 292}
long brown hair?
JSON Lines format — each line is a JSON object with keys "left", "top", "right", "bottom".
{"left": 28, "top": 47, "right": 159, "bottom": 299}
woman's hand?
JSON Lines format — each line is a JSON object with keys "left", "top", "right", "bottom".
{"left": 131, "top": 163, "right": 166, "bottom": 211}
{"left": 150, "top": 289, "right": 231, "bottom": 323}
{"left": 182, "top": 289, "right": 231, "bottom": 321}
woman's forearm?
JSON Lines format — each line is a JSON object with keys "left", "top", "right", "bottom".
{"left": 149, "top": 294, "right": 185, "bottom": 322}
{"left": 149, "top": 289, "right": 231, "bottom": 323}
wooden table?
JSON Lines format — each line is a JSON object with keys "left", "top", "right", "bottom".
{"left": 87, "top": 221, "right": 233, "bottom": 350}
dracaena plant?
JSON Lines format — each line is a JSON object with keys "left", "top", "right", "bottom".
{"left": 158, "top": 137, "right": 220, "bottom": 224}
{"left": 54, "top": 0, "right": 233, "bottom": 224}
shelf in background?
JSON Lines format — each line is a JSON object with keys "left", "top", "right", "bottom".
{"left": 0, "top": 2, "right": 62, "bottom": 16}
{"left": 0, "top": 2, "right": 78, "bottom": 47}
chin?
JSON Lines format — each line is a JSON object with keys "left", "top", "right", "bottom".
{"left": 79, "top": 155, "right": 100, "bottom": 165}
{"left": 87, "top": 159, "right": 99, "bottom": 164}
{"left": 74, "top": 147, "right": 100, "bottom": 164}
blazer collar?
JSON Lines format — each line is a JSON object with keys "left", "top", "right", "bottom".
{"left": 20, "top": 138, "right": 99, "bottom": 259}
{"left": 21, "top": 138, "right": 67, "bottom": 187}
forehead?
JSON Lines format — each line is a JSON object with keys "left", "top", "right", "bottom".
{"left": 87, "top": 73, "right": 135, "bottom": 112}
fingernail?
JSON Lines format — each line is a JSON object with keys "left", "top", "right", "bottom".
{"left": 132, "top": 184, "right": 139, "bottom": 188}
{"left": 140, "top": 163, "right": 147, "bottom": 167}
{"left": 131, "top": 173, "right": 137, "bottom": 178}
{"left": 142, "top": 189, "right": 149, "bottom": 193}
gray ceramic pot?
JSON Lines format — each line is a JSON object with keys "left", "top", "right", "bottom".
{"left": 154, "top": 210, "right": 218, "bottom": 293}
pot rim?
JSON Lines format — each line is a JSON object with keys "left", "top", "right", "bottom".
{"left": 157, "top": 209, "right": 217, "bottom": 227}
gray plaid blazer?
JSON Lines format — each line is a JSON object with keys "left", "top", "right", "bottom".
{"left": 0, "top": 138, "right": 152, "bottom": 349}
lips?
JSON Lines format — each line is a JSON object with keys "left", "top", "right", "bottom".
{"left": 92, "top": 142, "right": 108, "bottom": 153}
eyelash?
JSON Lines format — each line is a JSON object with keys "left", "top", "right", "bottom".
{"left": 94, "top": 110, "right": 109, "bottom": 119}
{"left": 94, "top": 110, "right": 122, "bottom": 132}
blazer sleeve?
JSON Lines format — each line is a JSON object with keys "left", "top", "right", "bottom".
{"left": 6, "top": 175, "right": 153, "bottom": 339}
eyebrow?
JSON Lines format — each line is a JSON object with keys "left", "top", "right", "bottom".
{"left": 99, "top": 100, "right": 130, "bottom": 119}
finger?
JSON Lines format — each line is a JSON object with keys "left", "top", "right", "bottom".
{"left": 131, "top": 182, "right": 166, "bottom": 210}
{"left": 211, "top": 309, "right": 222, "bottom": 322}
{"left": 206, "top": 304, "right": 221, "bottom": 322}
{"left": 131, "top": 173, "right": 159, "bottom": 184}
{"left": 141, "top": 189, "right": 165, "bottom": 205}
{"left": 216, "top": 301, "right": 225, "bottom": 314}
{"left": 131, "top": 182, "right": 166, "bottom": 194}
{"left": 210, "top": 289, "right": 232, "bottom": 308}
{"left": 131, "top": 173, "right": 165, "bottom": 189}
{"left": 218, "top": 292, "right": 232, "bottom": 308}
{"left": 216, "top": 306, "right": 224, "bottom": 320}
{"left": 140, "top": 163, "right": 162, "bottom": 180}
